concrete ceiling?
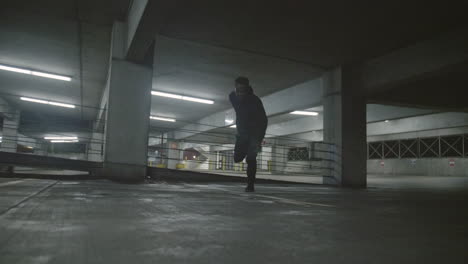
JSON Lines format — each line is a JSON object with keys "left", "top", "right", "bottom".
{"left": 0, "top": 1, "right": 130, "bottom": 124}
{"left": 156, "top": 0, "right": 468, "bottom": 67}
{"left": 150, "top": 35, "right": 321, "bottom": 131}
{"left": 145, "top": 0, "right": 468, "bottom": 134}
{"left": 368, "top": 61, "right": 468, "bottom": 111}
{"left": 267, "top": 106, "right": 323, "bottom": 126}
{"left": 2, "top": 0, "right": 467, "bottom": 140}
{"left": 2, "top": 0, "right": 131, "bottom": 25}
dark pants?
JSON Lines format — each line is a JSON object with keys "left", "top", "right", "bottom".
{"left": 234, "top": 134, "right": 262, "bottom": 186}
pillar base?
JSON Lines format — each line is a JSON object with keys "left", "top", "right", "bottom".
{"left": 323, "top": 176, "right": 367, "bottom": 188}
{"left": 100, "top": 162, "right": 146, "bottom": 183}
{"left": 322, "top": 176, "right": 338, "bottom": 185}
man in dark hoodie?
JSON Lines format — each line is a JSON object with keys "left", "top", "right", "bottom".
{"left": 229, "top": 77, "right": 268, "bottom": 192}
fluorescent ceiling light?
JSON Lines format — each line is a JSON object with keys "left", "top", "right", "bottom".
{"left": 50, "top": 140, "right": 79, "bottom": 143}
{"left": 181, "top": 96, "right": 214, "bottom": 104}
{"left": 48, "top": 101, "right": 75, "bottom": 108}
{"left": 44, "top": 136, "right": 78, "bottom": 140}
{"left": 0, "top": 64, "right": 31, "bottom": 74}
{"left": 31, "top": 71, "right": 71, "bottom": 81}
{"left": 20, "top": 97, "right": 49, "bottom": 104}
{"left": 151, "top": 91, "right": 183, "bottom": 99}
{"left": 150, "top": 116, "right": 176, "bottom": 122}
{"left": 230, "top": 124, "right": 237, "bottom": 128}
{"left": 225, "top": 119, "right": 234, "bottom": 124}
{"left": 0, "top": 64, "right": 71, "bottom": 81}
{"left": 151, "top": 90, "right": 214, "bottom": 104}
{"left": 21, "top": 97, "right": 75, "bottom": 108}
{"left": 384, "top": 120, "right": 389, "bottom": 123}
{"left": 290, "top": 111, "right": 319, "bottom": 116}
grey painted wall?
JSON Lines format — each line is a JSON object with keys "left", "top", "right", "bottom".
{"left": 368, "top": 158, "right": 468, "bottom": 176}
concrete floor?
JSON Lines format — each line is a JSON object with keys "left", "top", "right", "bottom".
{"left": 1, "top": 177, "right": 467, "bottom": 264}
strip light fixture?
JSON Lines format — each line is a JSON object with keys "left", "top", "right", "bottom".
{"left": 150, "top": 116, "right": 176, "bottom": 122}
{"left": 151, "top": 91, "right": 214, "bottom": 105}
{"left": 290, "top": 111, "right": 319, "bottom": 116}
{"left": 44, "top": 136, "right": 79, "bottom": 143}
{"left": 21, "top": 97, "right": 75, "bottom": 108}
{"left": 230, "top": 124, "right": 237, "bottom": 128}
{"left": 50, "top": 140, "right": 79, "bottom": 143}
{"left": 44, "top": 136, "right": 78, "bottom": 140}
{"left": 0, "top": 64, "right": 71, "bottom": 81}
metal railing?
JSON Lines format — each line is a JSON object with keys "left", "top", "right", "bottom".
{"left": 368, "top": 134, "right": 467, "bottom": 160}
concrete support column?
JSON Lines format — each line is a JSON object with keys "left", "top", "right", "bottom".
{"left": 1, "top": 110, "right": 20, "bottom": 153}
{"left": 102, "top": 59, "right": 152, "bottom": 181}
{"left": 167, "top": 141, "right": 180, "bottom": 169}
{"left": 271, "top": 140, "right": 287, "bottom": 174}
{"left": 322, "top": 65, "right": 367, "bottom": 187}
{"left": 206, "top": 145, "right": 217, "bottom": 170}
{"left": 34, "top": 141, "right": 48, "bottom": 156}
{"left": 88, "top": 132, "right": 104, "bottom": 162}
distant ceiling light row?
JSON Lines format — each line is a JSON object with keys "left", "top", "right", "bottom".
{"left": 44, "top": 136, "right": 79, "bottom": 143}
{"left": 150, "top": 116, "right": 176, "bottom": 122}
{"left": 20, "top": 97, "right": 75, "bottom": 108}
{"left": 51, "top": 140, "right": 79, "bottom": 143}
{"left": 290, "top": 111, "right": 319, "bottom": 116}
{"left": 151, "top": 91, "right": 214, "bottom": 105}
{"left": 0, "top": 64, "right": 72, "bottom": 81}
{"left": 44, "top": 136, "right": 78, "bottom": 140}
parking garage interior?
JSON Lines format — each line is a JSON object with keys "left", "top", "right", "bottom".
{"left": 1, "top": 1, "right": 468, "bottom": 263}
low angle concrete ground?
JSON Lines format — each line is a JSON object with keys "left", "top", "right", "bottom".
{"left": 1, "top": 176, "right": 467, "bottom": 264}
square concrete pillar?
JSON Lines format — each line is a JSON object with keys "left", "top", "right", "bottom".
{"left": 1, "top": 110, "right": 20, "bottom": 153}
{"left": 88, "top": 132, "right": 104, "bottom": 162}
{"left": 34, "top": 141, "right": 48, "bottom": 156}
{"left": 322, "top": 65, "right": 367, "bottom": 187}
{"left": 102, "top": 59, "right": 152, "bottom": 182}
{"left": 271, "top": 140, "right": 287, "bottom": 174}
{"left": 166, "top": 141, "right": 180, "bottom": 169}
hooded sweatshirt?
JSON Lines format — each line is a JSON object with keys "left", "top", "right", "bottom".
{"left": 229, "top": 88, "right": 268, "bottom": 139}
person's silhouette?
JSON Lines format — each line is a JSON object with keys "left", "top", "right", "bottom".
{"left": 229, "top": 77, "right": 268, "bottom": 192}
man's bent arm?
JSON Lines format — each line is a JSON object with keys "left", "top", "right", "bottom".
{"left": 229, "top": 91, "right": 240, "bottom": 112}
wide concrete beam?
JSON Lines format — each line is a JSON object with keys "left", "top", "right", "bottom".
{"left": 125, "top": 0, "right": 177, "bottom": 62}
{"left": 275, "top": 131, "right": 323, "bottom": 145}
{"left": 269, "top": 112, "right": 468, "bottom": 143}
{"left": 366, "top": 104, "right": 435, "bottom": 122}
{"left": 263, "top": 104, "right": 435, "bottom": 140}
{"left": 173, "top": 78, "right": 322, "bottom": 140}
{"left": 368, "top": 127, "right": 468, "bottom": 142}
{"left": 364, "top": 26, "right": 468, "bottom": 91}
{"left": 367, "top": 112, "right": 468, "bottom": 137}
{"left": 266, "top": 116, "right": 323, "bottom": 138}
